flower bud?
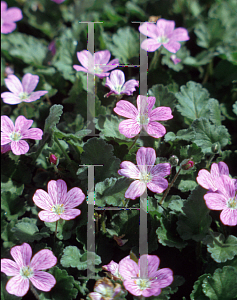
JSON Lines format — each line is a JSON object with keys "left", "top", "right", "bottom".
{"left": 181, "top": 160, "right": 194, "bottom": 170}
{"left": 211, "top": 142, "right": 220, "bottom": 154}
{"left": 49, "top": 154, "right": 58, "bottom": 165}
{"left": 169, "top": 155, "right": 179, "bottom": 166}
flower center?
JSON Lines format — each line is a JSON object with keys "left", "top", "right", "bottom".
{"left": 157, "top": 36, "right": 169, "bottom": 44}
{"left": 51, "top": 204, "right": 64, "bottom": 215}
{"left": 140, "top": 171, "right": 152, "bottom": 183}
{"left": 135, "top": 278, "right": 150, "bottom": 290}
{"left": 137, "top": 113, "right": 150, "bottom": 126}
{"left": 115, "top": 85, "right": 122, "bottom": 93}
{"left": 18, "top": 92, "right": 29, "bottom": 101}
{"left": 20, "top": 266, "right": 34, "bottom": 279}
{"left": 227, "top": 196, "right": 237, "bottom": 209}
{"left": 94, "top": 65, "right": 102, "bottom": 74}
{"left": 10, "top": 131, "right": 22, "bottom": 141}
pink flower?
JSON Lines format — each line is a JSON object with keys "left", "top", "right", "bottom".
{"left": 139, "top": 19, "right": 189, "bottom": 53}
{"left": 48, "top": 40, "right": 56, "bottom": 56}
{"left": 102, "top": 257, "right": 130, "bottom": 281}
{"left": 113, "top": 95, "right": 173, "bottom": 139}
{"left": 33, "top": 179, "right": 85, "bottom": 222}
{"left": 1, "top": 143, "right": 11, "bottom": 154}
{"left": 1, "top": 243, "right": 57, "bottom": 297}
{"left": 204, "top": 175, "right": 237, "bottom": 226}
{"left": 89, "top": 277, "right": 124, "bottom": 300}
{"left": 119, "top": 254, "right": 173, "bottom": 297}
{"left": 1, "top": 1, "right": 23, "bottom": 34}
{"left": 1, "top": 115, "right": 43, "bottom": 155}
{"left": 51, "top": 0, "right": 66, "bottom": 3}
{"left": 196, "top": 162, "right": 232, "bottom": 192}
{"left": 170, "top": 54, "right": 181, "bottom": 64}
{"left": 73, "top": 50, "right": 119, "bottom": 79}
{"left": 49, "top": 154, "right": 58, "bottom": 165}
{"left": 1, "top": 73, "right": 48, "bottom": 105}
{"left": 118, "top": 147, "right": 171, "bottom": 199}
{"left": 104, "top": 70, "right": 139, "bottom": 97}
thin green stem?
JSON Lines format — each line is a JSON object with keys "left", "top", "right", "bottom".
{"left": 128, "top": 135, "right": 139, "bottom": 152}
{"left": 54, "top": 136, "right": 72, "bottom": 166}
{"left": 32, "top": 133, "right": 50, "bottom": 164}
{"left": 206, "top": 154, "right": 215, "bottom": 169}
{"left": 30, "top": 284, "right": 40, "bottom": 300}
{"left": 159, "top": 166, "right": 182, "bottom": 205}
{"left": 149, "top": 49, "right": 161, "bottom": 71}
{"left": 55, "top": 220, "right": 58, "bottom": 237}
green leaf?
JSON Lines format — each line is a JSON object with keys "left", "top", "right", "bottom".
{"left": 53, "top": 127, "right": 91, "bottom": 141}
{"left": 190, "top": 274, "right": 210, "bottom": 300}
{"left": 191, "top": 118, "right": 231, "bottom": 154}
{"left": 125, "top": 1, "right": 147, "bottom": 19}
{"left": 60, "top": 246, "right": 101, "bottom": 270}
{"left": 95, "top": 177, "right": 132, "bottom": 207}
{"left": 203, "top": 233, "right": 237, "bottom": 263}
{"left": 177, "top": 186, "right": 212, "bottom": 241}
{"left": 1, "top": 33, "right": 47, "bottom": 66}
{"left": 148, "top": 84, "right": 176, "bottom": 110}
{"left": 49, "top": 267, "right": 78, "bottom": 300}
{"left": 103, "top": 27, "right": 139, "bottom": 64}
{"left": 79, "top": 138, "right": 121, "bottom": 183}
{"left": 175, "top": 81, "right": 211, "bottom": 122}
{"left": 44, "top": 219, "right": 73, "bottom": 240}
{"left": 177, "top": 180, "right": 198, "bottom": 192}
{"left": 179, "top": 143, "right": 204, "bottom": 163}
{"left": 44, "top": 104, "right": 63, "bottom": 134}
{"left": 11, "top": 218, "right": 50, "bottom": 243}
{"left": 233, "top": 101, "right": 237, "bottom": 115}
{"left": 208, "top": 98, "right": 222, "bottom": 125}
{"left": 202, "top": 266, "right": 237, "bottom": 300}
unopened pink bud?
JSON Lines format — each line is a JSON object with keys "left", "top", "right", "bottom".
{"left": 49, "top": 154, "right": 58, "bottom": 165}
{"left": 182, "top": 160, "right": 194, "bottom": 170}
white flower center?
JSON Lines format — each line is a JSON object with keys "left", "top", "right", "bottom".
{"left": 18, "top": 92, "right": 29, "bottom": 101}
{"left": 115, "top": 85, "right": 122, "bottom": 93}
{"left": 137, "top": 113, "right": 150, "bottom": 126}
{"left": 94, "top": 65, "right": 102, "bottom": 74}
{"left": 157, "top": 36, "right": 169, "bottom": 44}
{"left": 140, "top": 171, "right": 152, "bottom": 183}
{"left": 227, "top": 195, "right": 237, "bottom": 209}
{"left": 10, "top": 131, "right": 22, "bottom": 141}
{"left": 134, "top": 278, "right": 150, "bottom": 290}
{"left": 51, "top": 204, "right": 64, "bottom": 215}
{"left": 20, "top": 266, "right": 34, "bottom": 279}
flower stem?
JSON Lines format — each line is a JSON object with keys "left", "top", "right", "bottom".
{"left": 205, "top": 154, "right": 215, "bottom": 169}
{"left": 30, "top": 284, "right": 40, "bottom": 300}
{"left": 55, "top": 220, "right": 58, "bottom": 237}
{"left": 54, "top": 136, "right": 72, "bottom": 166}
{"left": 32, "top": 133, "right": 50, "bottom": 164}
{"left": 159, "top": 166, "right": 182, "bottom": 205}
{"left": 128, "top": 135, "right": 139, "bottom": 152}
{"left": 149, "top": 49, "right": 161, "bottom": 71}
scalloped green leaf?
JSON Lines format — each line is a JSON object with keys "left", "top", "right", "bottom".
{"left": 11, "top": 218, "right": 50, "bottom": 243}
{"left": 177, "top": 186, "right": 212, "bottom": 241}
{"left": 208, "top": 98, "right": 222, "bottom": 125}
{"left": 179, "top": 143, "right": 203, "bottom": 163}
{"left": 44, "top": 104, "right": 63, "bottom": 134}
{"left": 190, "top": 274, "right": 210, "bottom": 300}
{"left": 203, "top": 232, "right": 237, "bottom": 263}
{"left": 175, "top": 81, "right": 211, "bottom": 122}
{"left": 49, "top": 267, "right": 78, "bottom": 300}
{"left": 60, "top": 246, "right": 101, "bottom": 270}
{"left": 191, "top": 118, "right": 230, "bottom": 154}
{"left": 202, "top": 266, "right": 237, "bottom": 300}
{"left": 95, "top": 177, "right": 132, "bottom": 207}
{"left": 79, "top": 137, "right": 121, "bottom": 183}
{"left": 177, "top": 180, "right": 198, "bottom": 192}
{"left": 148, "top": 84, "right": 176, "bottom": 109}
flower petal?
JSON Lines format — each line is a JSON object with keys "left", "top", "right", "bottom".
{"left": 31, "top": 249, "right": 57, "bottom": 271}
{"left": 136, "top": 147, "right": 156, "bottom": 171}
{"left": 1, "top": 92, "right": 21, "bottom": 104}
{"left": 22, "top": 74, "right": 39, "bottom": 93}
{"left": 196, "top": 169, "right": 217, "bottom": 191}
{"left": 114, "top": 100, "right": 139, "bottom": 119}
{"left": 146, "top": 121, "right": 166, "bottom": 138}
{"left": 47, "top": 179, "right": 67, "bottom": 205}
{"left": 157, "top": 19, "right": 175, "bottom": 37}
{"left": 119, "top": 257, "right": 139, "bottom": 280}
{"left": 220, "top": 208, "right": 237, "bottom": 226}
{"left": 163, "top": 41, "right": 181, "bottom": 53}
{"left": 10, "top": 243, "right": 32, "bottom": 269}
{"left": 137, "top": 95, "right": 155, "bottom": 114}
{"left": 60, "top": 208, "right": 81, "bottom": 220}
{"left": 33, "top": 189, "right": 54, "bottom": 211}
{"left": 172, "top": 28, "right": 189, "bottom": 42}
{"left": 109, "top": 70, "right": 125, "bottom": 87}
{"left": 138, "top": 254, "right": 160, "bottom": 277}
{"left": 1, "top": 115, "right": 14, "bottom": 134}
{"left": 1, "top": 22, "right": 16, "bottom": 34}
{"left": 150, "top": 163, "right": 171, "bottom": 177}
{"left": 123, "top": 280, "right": 142, "bottom": 296}
{"left": 21, "top": 128, "right": 43, "bottom": 140}
{"left": 38, "top": 211, "right": 60, "bottom": 222}
{"left": 151, "top": 268, "right": 173, "bottom": 288}
{"left": 14, "top": 115, "right": 33, "bottom": 133}
{"left": 147, "top": 177, "right": 168, "bottom": 193}
{"left": 4, "top": 75, "right": 23, "bottom": 94}
{"left": 141, "top": 39, "right": 161, "bottom": 52}
{"left": 6, "top": 275, "right": 29, "bottom": 297}
{"left": 118, "top": 161, "right": 140, "bottom": 179}
{"left": 217, "top": 162, "right": 229, "bottom": 176}
{"left": 149, "top": 106, "right": 173, "bottom": 121}
{"left": 101, "top": 58, "right": 119, "bottom": 72}
{"left": 63, "top": 187, "right": 85, "bottom": 209}
{"left": 94, "top": 50, "right": 111, "bottom": 65}
{"left": 215, "top": 175, "right": 235, "bottom": 199}
{"left": 1, "top": 259, "right": 20, "bottom": 276}
{"left": 4, "top": 7, "right": 23, "bottom": 22}
{"left": 125, "top": 180, "right": 146, "bottom": 199}
{"left": 139, "top": 22, "right": 158, "bottom": 39}
{"left": 77, "top": 50, "right": 92, "bottom": 69}
{"left": 118, "top": 119, "right": 140, "bottom": 138}
{"left": 1, "top": 133, "right": 11, "bottom": 145}
{"left": 25, "top": 91, "right": 48, "bottom": 102}
{"left": 122, "top": 79, "right": 139, "bottom": 95}
{"left": 30, "top": 271, "right": 56, "bottom": 292}
{"left": 11, "top": 140, "right": 29, "bottom": 155}
{"left": 204, "top": 193, "right": 227, "bottom": 210}
{"left": 73, "top": 65, "right": 89, "bottom": 72}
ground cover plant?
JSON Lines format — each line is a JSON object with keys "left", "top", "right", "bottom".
{"left": 1, "top": 0, "right": 237, "bottom": 299}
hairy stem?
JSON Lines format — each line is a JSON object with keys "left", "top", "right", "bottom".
{"left": 30, "top": 284, "right": 40, "bottom": 300}
{"left": 128, "top": 135, "right": 139, "bottom": 152}
{"left": 54, "top": 136, "right": 72, "bottom": 166}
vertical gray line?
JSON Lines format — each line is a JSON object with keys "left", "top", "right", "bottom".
{"left": 87, "top": 23, "right": 96, "bottom": 136}
{"left": 87, "top": 165, "right": 95, "bottom": 278}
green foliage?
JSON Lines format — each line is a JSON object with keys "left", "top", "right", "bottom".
{"left": 233, "top": 101, "right": 237, "bottom": 115}
{"left": 177, "top": 180, "right": 198, "bottom": 192}
{"left": 175, "top": 81, "right": 212, "bottom": 122}
{"left": 208, "top": 98, "right": 222, "bottom": 126}
{"left": 148, "top": 84, "right": 176, "bottom": 109}
{"left": 177, "top": 186, "right": 212, "bottom": 241}
{"left": 44, "top": 104, "right": 63, "bottom": 134}
{"left": 203, "top": 232, "right": 237, "bottom": 263}
{"left": 79, "top": 138, "right": 121, "bottom": 183}
{"left": 202, "top": 266, "right": 237, "bottom": 300}
{"left": 191, "top": 118, "right": 231, "bottom": 154}
{"left": 190, "top": 274, "right": 210, "bottom": 300}
{"left": 60, "top": 246, "right": 101, "bottom": 270}
{"left": 11, "top": 218, "right": 50, "bottom": 243}
{"left": 44, "top": 219, "right": 74, "bottom": 240}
